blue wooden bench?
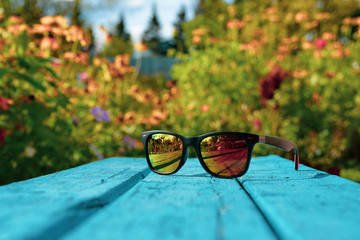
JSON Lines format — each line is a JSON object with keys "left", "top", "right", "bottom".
{"left": 0, "top": 155, "right": 359, "bottom": 240}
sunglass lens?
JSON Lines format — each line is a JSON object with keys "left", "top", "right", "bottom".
{"left": 200, "top": 135, "right": 248, "bottom": 177}
{"left": 147, "top": 134, "right": 183, "bottom": 173}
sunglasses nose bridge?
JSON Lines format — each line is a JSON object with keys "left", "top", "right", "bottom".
{"left": 183, "top": 136, "right": 198, "bottom": 149}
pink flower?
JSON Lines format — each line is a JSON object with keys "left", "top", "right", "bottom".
{"left": 254, "top": 117, "right": 261, "bottom": 131}
{"left": 315, "top": 38, "right": 327, "bottom": 49}
{"left": 77, "top": 72, "right": 89, "bottom": 81}
{"left": 201, "top": 104, "right": 210, "bottom": 112}
{"left": 0, "top": 129, "right": 6, "bottom": 145}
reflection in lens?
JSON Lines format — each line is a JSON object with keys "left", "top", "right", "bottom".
{"left": 200, "top": 135, "right": 248, "bottom": 177}
{"left": 147, "top": 134, "right": 183, "bottom": 173}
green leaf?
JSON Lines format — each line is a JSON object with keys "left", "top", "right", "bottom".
{"left": 0, "top": 68, "right": 11, "bottom": 78}
{"left": 13, "top": 72, "right": 46, "bottom": 92}
{"left": 16, "top": 31, "right": 29, "bottom": 57}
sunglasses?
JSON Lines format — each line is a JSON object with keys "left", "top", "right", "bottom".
{"left": 141, "top": 131, "right": 300, "bottom": 179}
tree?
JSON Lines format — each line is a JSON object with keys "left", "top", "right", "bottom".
{"left": 102, "top": 13, "right": 132, "bottom": 57}
{"left": 71, "top": 0, "right": 84, "bottom": 27}
{"left": 115, "top": 14, "right": 130, "bottom": 42}
{"left": 142, "top": 4, "right": 162, "bottom": 54}
{"left": 173, "top": 5, "right": 187, "bottom": 53}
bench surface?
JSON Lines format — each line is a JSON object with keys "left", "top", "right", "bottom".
{"left": 0, "top": 155, "right": 359, "bottom": 240}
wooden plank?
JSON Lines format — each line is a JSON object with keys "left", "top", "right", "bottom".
{"left": 65, "top": 159, "right": 277, "bottom": 240}
{"left": 239, "top": 155, "right": 360, "bottom": 240}
{"left": 0, "top": 157, "right": 150, "bottom": 240}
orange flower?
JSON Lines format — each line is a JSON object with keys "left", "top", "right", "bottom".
{"left": 8, "top": 16, "right": 22, "bottom": 25}
{"left": 152, "top": 97, "right": 164, "bottom": 108}
{"left": 304, "top": 21, "right": 318, "bottom": 29}
{"left": 226, "top": 19, "right": 245, "bottom": 30}
{"left": 65, "top": 26, "right": 89, "bottom": 46}
{"left": 266, "top": 7, "right": 277, "bottom": 15}
{"left": 99, "top": 25, "right": 108, "bottom": 33}
{"left": 116, "top": 112, "right": 137, "bottom": 124}
{"left": 7, "top": 24, "right": 27, "bottom": 35}
{"left": 302, "top": 41, "right": 314, "bottom": 50}
{"left": 295, "top": 11, "right": 309, "bottom": 23}
{"left": 150, "top": 110, "right": 168, "bottom": 123}
{"left": 253, "top": 29, "right": 264, "bottom": 37}
{"left": 40, "top": 36, "right": 60, "bottom": 50}
{"left": 243, "top": 14, "right": 252, "bottom": 22}
{"left": 127, "top": 85, "right": 141, "bottom": 96}
{"left": 201, "top": 104, "right": 210, "bottom": 112}
{"left": 31, "top": 24, "right": 51, "bottom": 34}
{"left": 124, "top": 112, "right": 137, "bottom": 124}
{"left": 192, "top": 28, "right": 209, "bottom": 36}
{"left": 192, "top": 35, "right": 202, "bottom": 44}
{"left": 54, "top": 15, "right": 68, "bottom": 28}
{"left": 86, "top": 80, "right": 99, "bottom": 93}
{"left": 342, "top": 17, "right": 352, "bottom": 26}
{"left": 293, "top": 70, "right": 308, "bottom": 78}
{"left": 133, "top": 42, "right": 148, "bottom": 51}
{"left": 40, "top": 16, "right": 55, "bottom": 25}
{"left": 105, "top": 34, "right": 113, "bottom": 43}
{"left": 322, "top": 32, "right": 335, "bottom": 41}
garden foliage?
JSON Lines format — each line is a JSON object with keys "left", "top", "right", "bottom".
{"left": 171, "top": 1, "right": 360, "bottom": 174}
{"left": 1, "top": 1, "right": 360, "bottom": 184}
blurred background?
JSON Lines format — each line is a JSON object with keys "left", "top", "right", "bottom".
{"left": 1, "top": 0, "right": 360, "bottom": 185}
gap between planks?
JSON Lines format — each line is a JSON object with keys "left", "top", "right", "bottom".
{"left": 25, "top": 168, "right": 150, "bottom": 240}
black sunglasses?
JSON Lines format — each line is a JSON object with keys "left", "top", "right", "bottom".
{"left": 141, "top": 131, "right": 299, "bottom": 179}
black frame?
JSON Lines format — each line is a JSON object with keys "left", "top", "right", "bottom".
{"left": 141, "top": 130, "right": 299, "bottom": 179}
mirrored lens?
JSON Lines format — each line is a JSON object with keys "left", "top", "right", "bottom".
{"left": 147, "top": 134, "right": 183, "bottom": 173}
{"left": 200, "top": 135, "right": 248, "bottom": 177}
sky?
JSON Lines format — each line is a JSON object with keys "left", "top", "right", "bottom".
{"left": 78, "top": 0, "right": 199, "bottom": 49}
{"left": 74, "top": 0, "right": 235, "bottom": 50}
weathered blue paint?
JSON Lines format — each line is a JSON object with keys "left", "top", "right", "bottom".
{"left": 239, "top": 155, "right": 360, "bottom": 240}
{"left": 65, "top": 159, "right": 276, "bottom": 240}
{"left": 0, "top": 156, "right": 359, "bottom": 240}
{"left": 0, "top": 158, "right": 150, "bottom": 240}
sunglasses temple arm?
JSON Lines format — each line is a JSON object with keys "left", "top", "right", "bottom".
{"left": 258, "top": 135, "right": 300, "bottom": 170}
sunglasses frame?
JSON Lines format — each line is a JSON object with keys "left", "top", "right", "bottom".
{"left": 141, "top": 130, "right": 299, "bottom": 179}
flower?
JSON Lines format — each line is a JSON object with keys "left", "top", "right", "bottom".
{"left": 72, "top": 116, "right": 80, "bottom": 126}
{"left": 24, "top": 146, "right": 36, "bottom": 158}
{"left": 118, "top": 147, "right": 126, "bottom": 155}
{"left": 201, "top": 104, "right": 210, "bottom": 112}
{"left": 90, "top": 144, "right": 103, "bottom": 159}
{"left": 322, "top": 32, "right": 335, "bottom": 41}
{"left": 76, "top": 72, "right": 89, "bottom": 81}
{"left": 294, "top": 11, "right": 309, "bottom": 23}
{"left": 254, "top": 117, "right": 261, "bottom": 131}
{"left": 90, "top": 106, "right": 110, "bottom": 122}
{"left": 302, "top": 41, "right": 314, "bottom": 50}
{"left": 0, "top": 96, "right": 14, "bottom": 111}
{"left": 40, "top": 36, "right": 60, "bottom": 50}
{"left": 123, "top": 136, "right": 136, "bottom": 149}
{"left": 259, "top": 66, "right": 289, "bottom": 101}
{"left": 133, "top": 42, "right": 148, "bottom": 51}
{"left": 40, "top": 16, "right": 55, "bottom": 25}
{"left": 315, "top": 38, "right": 327, "bottom": 49}
{"left": 226, "top": 19, "right": 245, "bottom": 30}
{"left": 105, "top": 34, "right": 113, "bottom": 43}
{"left": 0, "top": 129, "right": 6, "bottom": 145}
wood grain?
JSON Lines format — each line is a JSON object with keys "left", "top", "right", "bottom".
{"left": 64, "top": 159, "right": 276, "bottom": 240}
{"left": 0, "top": 156, "right": 359, "bottom": 240}
{"left": 0, "top": 158, "right": 150, "bottom": 240}
{"left": 240, "top": 155, "right": 360, "bottom": 240}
